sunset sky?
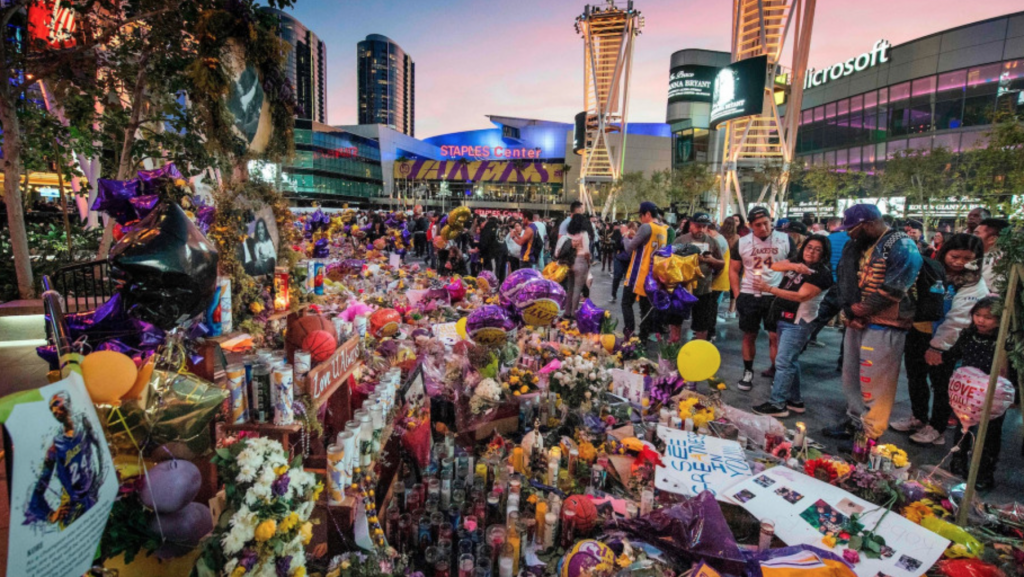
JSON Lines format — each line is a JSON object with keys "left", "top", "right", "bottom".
{"left": 285, "top": 1, "right": 1023, "bottom": 138}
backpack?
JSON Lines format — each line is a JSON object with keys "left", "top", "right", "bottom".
{"left": 879, "top": 231, "right": 946, "bottom": 323}
{"left": 555, "top": 235, "right": 577, "bottom": 266}
{"left": 913, "top": 256, "right": 946, "bottom": 323}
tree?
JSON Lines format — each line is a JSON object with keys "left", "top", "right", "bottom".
{"left": 750, "top": 158, "right": 789, "bottom": 216}
{"left": 795, "top": 161, "right": 862, "bottom": 217}
{"left": 881, "top": 147, "right": 958, "bottom": 235}
{"left": 961, "top": 112, "right": 1024, "bottom": 218}
{"left": 668, "top": 163, "right": 717, "bottom": 214}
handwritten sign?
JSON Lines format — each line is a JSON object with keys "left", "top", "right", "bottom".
{"left": 655, "top": 426, "right": 751, "bottom": 499}
{"left": 434, "top": 322, "right": 462, "bottom": 346}
{"left": 609, "top": 369, "right": 644, "bottom": 405}
{"left": 305, "top": 335, "right": 361, "bottom": 401}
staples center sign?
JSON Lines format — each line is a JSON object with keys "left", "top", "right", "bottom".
{"left": 440, "top": 145, "right": 542, "bottom": 160}
{"left": 804, "top": 40, "right": 891, "bottom": 89}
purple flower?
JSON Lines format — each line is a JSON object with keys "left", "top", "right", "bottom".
{"left": 276, "top": 555, "right": 293, "bottom": 577}
{"left": 272, "top": 474, "right": 291, "bottom": 497}
{"left": 239, "top": 549, "right": 258, "bottom": 571}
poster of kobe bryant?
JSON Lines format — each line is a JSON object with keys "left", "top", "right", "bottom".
{"left": 2, "top": 373, "right": 117, "bottom": 577}
{"left": 710, "top": 55, "right": 769, "bottom": 129}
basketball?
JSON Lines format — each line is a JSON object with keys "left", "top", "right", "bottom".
{"left": 303, "top": 330, "right": 337, "bottom": 363}
{"left": 287, "top": 315, "right": 336, "bottom": 352}
{"left": 562, "top": 495, "right": 598, "bottom": 535}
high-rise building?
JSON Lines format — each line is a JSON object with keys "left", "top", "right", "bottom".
{"left": 264, "top": 9, "right": 327, "bottom": 124}
{"left": 357, "top": 34, "right": 415, "bottom": 137}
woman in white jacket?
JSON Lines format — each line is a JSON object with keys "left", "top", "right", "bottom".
{"left": 906, "top": 234, "right": 988, "bottom": 445}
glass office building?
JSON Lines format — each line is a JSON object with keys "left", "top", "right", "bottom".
{"left": 796, "top": 11, "right": 1024, "bottom": 172}
{"left": 264, "top": 9, "right": 327, "bottom": 124}
{"left": 278, "top": 119, "right": 384, "bottom": 205}
{"left": 358, "top": 34, "right": 415, "bottom": 137}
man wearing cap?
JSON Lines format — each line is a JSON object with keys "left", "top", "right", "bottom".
{"left": 730, "top": 207, "right": 797, "bottom": 391}
{"left": 824, "top": 204, "right": 922, "bottom": 441}
{"left": 513, "top": 210, "right": 544, "bottom": 269}
{"left": 621, "top": 201, "right": 668, "bottom": 342}
{"left": 673, "top": 212, "right": 725, "bottom": 341}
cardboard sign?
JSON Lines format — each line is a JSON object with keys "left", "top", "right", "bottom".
{"left": 434, "top": 322, "right": 462, "bottom": 346}
{"left": 609, "top": 369, "right": 644, "bottom": 405}
{"left": 728, "top": 467, "right": 949, "bottom": 577}
{"left": 2, "top": 373, "right": 117, "bottom": 577}
{"left": 306, "top": 335, "right": 361, "bottom": 401}
{"left": 655, "top": 426, "right": 751, "bottom": 499}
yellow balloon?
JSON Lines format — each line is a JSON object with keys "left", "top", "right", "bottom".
{"left": 81, "top": 350, "right": 138, "bottom": 404}
{"left": 455, "top": 317, "right": 469, "bottom": 340}
{"left": 677, "top": 340, "right": 721, "bottom": 382}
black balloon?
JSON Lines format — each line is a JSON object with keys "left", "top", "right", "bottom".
{"left": 109, "top": 202, "right": 219, "bottom": 329}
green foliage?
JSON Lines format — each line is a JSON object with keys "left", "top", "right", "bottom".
{"left": 97, "top": 495, "right": 161, "bottom": 565}
{"left": 0, "top": 219, "right": 103, "bottom": 302}
{"left": 881, "top": 147, "right": 959, "bottom": 233}
{"left": 667, "top": 164, "right": 718, "bottom": 213}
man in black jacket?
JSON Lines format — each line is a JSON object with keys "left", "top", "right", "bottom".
{"left": 412, "top": 209, "right": 429, "bottom": 258}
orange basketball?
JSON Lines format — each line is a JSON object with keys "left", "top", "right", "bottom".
{"left": 563, "top": 495, "right": 598, "bottom": 535}
{"left": 370, "top": 308, "right": 401, "bottom": 338}
{"left": 287, "top": 315, "right": 336, "bottom": 352}
{"left": 302, "top": 330, "right": 337, "bottom": 363}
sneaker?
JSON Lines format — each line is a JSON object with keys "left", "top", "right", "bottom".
{"left": 752, "top": 402, "right": 789, "bottom": 417}
{"left": 761, "top": 366, "right": 776, "bottom": 378}
{"left": 609, "top": 297, "right": 617, "bottom": 304}
{"left": 910, "top": 425, "right": 946, "bottom": 445}
{"left": 717, "top": 315, "right": 727, "bottom": 324}
{"left": 807, "top": 339, "right": 825, "bottom": 348}
{"left": 890, "top": 416, "right": 925, "bottom": 433}
{"left": 737, "top": 370, "right": 754, "bottom": 391}
{"left": 822, "top": 420, "right": 856, "bottom": 440}
{"left": 787, "top": 401, "right": 806, "bottom": 414}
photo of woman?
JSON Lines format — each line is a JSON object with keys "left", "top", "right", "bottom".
{"left": 238, "top": 212, "right": 278, "bottom": 276}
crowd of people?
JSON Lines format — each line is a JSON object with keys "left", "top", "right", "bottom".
{"left": 371, "top": 201, "right": 1013, "bottom": 491}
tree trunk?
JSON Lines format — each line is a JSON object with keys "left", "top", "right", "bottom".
{"left": 0, "top": 98, "right": 35, "bottom": 299}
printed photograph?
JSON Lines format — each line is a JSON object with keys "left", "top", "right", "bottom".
{"left": 733, "top": 489, "right": 756, "bottom": 503}
{"left": 800, "top": 499, "right": 853, "bottom": 541}
{"left": 896, "top": 555, "right": 922, "bottom": 572}
{"left": 753, "top": 475, "right": 776, "bottom": 488}
{"left": 775, "top": 486, "right": 805, "bottom": 504}
{"left": 237, "top": 206, "right": 279, "bottom": 277}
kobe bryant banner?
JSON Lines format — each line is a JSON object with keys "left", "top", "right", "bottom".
{"left": 668, "top": 65, "right": 717, "bottom": 103}
{"left": 0, "top": 373, "right": 117, "bottom": 577}
{"left": 394, "top": 160, "right": 565, "bottom": 184}
{"left": 710, "top": 55, "right": 769, "bottom": 129}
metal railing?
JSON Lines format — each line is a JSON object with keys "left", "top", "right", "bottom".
{"left": 52, "top": 259, "right": 115, "bottom": 314}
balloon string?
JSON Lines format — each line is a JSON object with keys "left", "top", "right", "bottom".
{"left": 141, "top": 456, "right": 167, "bottom": 542}
{"left": 106, "top": 406, "right": 142, "bottom": 455}
{"left": 923, "top": 429, "right": 974, "bottom": 486}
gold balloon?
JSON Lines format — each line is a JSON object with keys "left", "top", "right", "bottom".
{"left": 653, "top": 253, "right": 704, "bottom": 292}
{"left": 448, "top": 206, "right": 472, "bottom": 230}
{"left": 542, "top": 262, "right": 569, "bottom": 283}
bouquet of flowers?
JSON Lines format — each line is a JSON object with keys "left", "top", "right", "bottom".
{"left": 506, "top": 366, "right": 540, "bottom": 397}
{"left": 550, "top": 353, "right": 610, "bottom": 407}
{"left": 470, "top": 378, "right": 504, "bottom": 415}
{"left": 199, "top": 436, "right": 323, "bottom": 577}
{"left": 678, "top": 397, "right": 715, "bottom": 428}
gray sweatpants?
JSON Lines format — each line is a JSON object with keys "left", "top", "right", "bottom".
{"left": 566, "top": 256, "right": 591, "bottom": 317}
{"left": 842, "top": 325, "right": 907, "bottom": 439}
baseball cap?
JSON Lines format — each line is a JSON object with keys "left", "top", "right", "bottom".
{"left": 691, "top": 212, "right": 713, "bottom": 225}
{"left": 747, "top": 206, "right": 771, "bottom": 223}
{"left": 638, "top": 201, "right": 660, "bottom": 217}
{"left": 838, "top": 204, "right": 882, "bottom": 231}
{"left": 787, "top": 221, "right": 808, "bottom": 235}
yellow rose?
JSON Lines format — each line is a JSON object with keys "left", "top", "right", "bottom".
{"left": 300, "top": 522, "right": 313, "bottom": 545}
{"left": 292, "top": 568, "right": 306, "bottom": 577}
{"left": 313, "top": 482, "right": 324, "bottom": 501}
{"left": 255, "top": 519, "right": 277, "bottom": 542}
{"left": 822, "top": 535, "right": 836, "bottom": 548}
{"left": 274, "top": 465, "right": 289, "bottom": 476}
{"left": 231, "top": 567, "right": 247, "bottom": 577}
{"left": 279, "top": 511, "right": 299, "bottom": 533}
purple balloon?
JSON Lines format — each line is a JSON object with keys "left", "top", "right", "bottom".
{"left": 129, "top": 194, "right": 160, "bottom": 220}
{"left": 644, "top": 272, "right": 661, "bottom": 296}
{"left": 93, "top": 178, "right": 140, "bottom": 224}
{"left": 137, "top": 162, "right": 183, "bottom": 185}
{"left": 478, "top": 270, "right": 498, "bottom": 290}
{"left": 500, "top": 268, "right": 542, "bottom": 305}
{"left": 466, "top": 305, "right": 515, "bottom": 348}
{"left": 576, "top": 299, "right": 606, "bottom": 334}
{"left": 512, "top": 278, "right": 566, "bottom": 327}
{"left": 195, "top": 205, "right": 216, "bottom": 234}
{"left": 313, "top": 238, "right": 330, "bottom": 259}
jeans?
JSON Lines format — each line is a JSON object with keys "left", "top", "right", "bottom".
{"left": 842, "top": 325, "right": 907, "bottom": 439}
{"left": 622, "top": 285, "right": 654, "bottom": 342}
{"left": 413, "top": 232, "right": 427, "bottom": 257}
{"left": 769, "top": 320, "right": 813, "bottom": 406}
{"left": 904, "top": 328, "right": 955, "bottom": 432}
{"left": 611, "top": 259, "right": 627, "bottom": 299}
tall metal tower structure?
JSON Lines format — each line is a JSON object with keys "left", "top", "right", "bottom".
{"left": 718, "top": 0, "right": 816, "bottom": 219}
{"left": 575, "top": 1, "right": 643, "bottom": 216}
